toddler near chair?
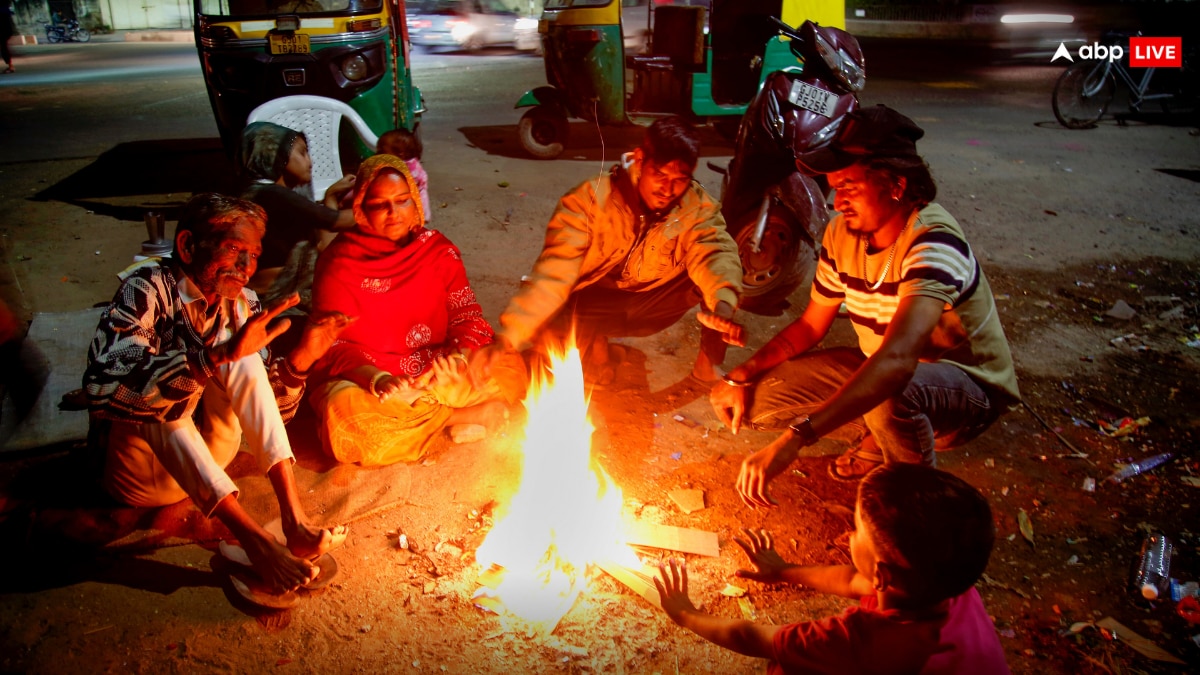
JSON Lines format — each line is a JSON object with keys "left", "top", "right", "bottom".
{"left": 376, "top": 128, "right": 431, "bottom": 223}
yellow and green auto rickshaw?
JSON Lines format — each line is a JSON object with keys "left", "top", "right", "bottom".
{"left": 194, "top": 0, "right": 423, "bottom": 155}
{"left": 515, "top": 0, "right": 843, "bottom": 158}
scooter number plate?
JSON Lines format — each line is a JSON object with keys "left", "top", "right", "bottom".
{"left": 787, "top": 81, "right": 838, "bottom": 118}
{"left": 269, "top": 33, "right": 310, "bottom": 55}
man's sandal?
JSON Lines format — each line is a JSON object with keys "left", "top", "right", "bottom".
{"left": 828, "top": 444, "right": 885, "bottom": 482}
{"left": 218, "top": 541, "right": 339, "bottom": 606}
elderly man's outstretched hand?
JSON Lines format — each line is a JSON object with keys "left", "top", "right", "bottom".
{"left": 212, "top": 293, "right": 300, "bottom": 368}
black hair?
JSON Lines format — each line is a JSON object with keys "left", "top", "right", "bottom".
{"left": 858, "top": 463, "right": 995, "bottom": 607}
{"left": 174, "top": 193, "right": 267, "bottom": 248}
{"left": 864, "top": 156, "right": 937, "bottom": 209}
{"left": 377, "top": 128, "right": 423, "bottom": 162}
{"left": 640, "top": 116, "right": 701, "bottom": 169}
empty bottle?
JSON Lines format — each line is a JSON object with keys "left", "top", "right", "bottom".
{"left": 1106, "top": 452, "right": 1173, "bottom": 484}
{"left": 1133, "top": 533, "right": 1173, "bottom": 600}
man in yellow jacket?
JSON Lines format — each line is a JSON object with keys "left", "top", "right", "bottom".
{"left": 473, "top": 116, "right": 746, "bottom": 387}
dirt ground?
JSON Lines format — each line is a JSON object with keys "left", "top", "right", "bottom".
{"left": 2, "top": 56, "right": 1200, "bottom": 673}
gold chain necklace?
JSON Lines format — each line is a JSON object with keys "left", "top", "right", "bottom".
{"left": 861, "top": 222, "right": 907, "bottom": 291}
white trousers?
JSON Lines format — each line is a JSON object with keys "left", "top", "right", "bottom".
{"left": 101, "top": 355, "right": 294, "bottom": 516}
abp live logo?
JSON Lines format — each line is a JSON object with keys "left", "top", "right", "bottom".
{"left": 1130, "top": 36, "right": 1182, "bottom": 68}
{"left": 1052, "top": 36, "right": 1183, "bottom": 68}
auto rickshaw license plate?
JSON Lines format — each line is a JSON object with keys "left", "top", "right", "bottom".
{"left": 787, "top": 81, "right": 837, "bottom": 118}
{"left": 269, "top": 33, "right": 310, "bottom": 55}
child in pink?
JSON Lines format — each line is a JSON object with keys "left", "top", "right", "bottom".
{"left": 656, "top": 463, "right": 1010, "bottom": 674}
{"left": 376, "top": 128, "right": 431, "bottom": 223}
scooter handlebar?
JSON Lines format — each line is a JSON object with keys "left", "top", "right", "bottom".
{"left": 768, "top": 15, "right": 804, "bottom": 41}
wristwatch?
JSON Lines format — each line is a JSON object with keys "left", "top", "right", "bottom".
{"left": 788, "top": 414, "right": 819, "bottom": 447}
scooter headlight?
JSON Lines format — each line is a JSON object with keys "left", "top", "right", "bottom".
{"left": 341, "top": 54, "right": 369, "bottom": 81}
{"left": 813, "top": 31, "right": 866, "bottom": 93}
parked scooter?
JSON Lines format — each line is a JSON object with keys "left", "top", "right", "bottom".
{"left": 42, "top": 18, "right": 90, "bottom": 43}
{"left": 713, "top": 18, "right": 864, "bottom": 313}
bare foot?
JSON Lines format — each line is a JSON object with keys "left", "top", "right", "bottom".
{"left": 280, "top": 516, "right": 338, "bottom": 559}
{"left": 241, "top": 531, "right": 318, "bottom": 592}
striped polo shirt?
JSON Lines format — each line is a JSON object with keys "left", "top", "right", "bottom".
{"left": 811, "top": 203, "right": 1020, "bottom": 403}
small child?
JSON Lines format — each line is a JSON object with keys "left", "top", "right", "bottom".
{"left": 655, "top": 463, "right": 1010, "bottom": 674}
{"left": 376, "top": 127, "right": 431, "bottom": 223}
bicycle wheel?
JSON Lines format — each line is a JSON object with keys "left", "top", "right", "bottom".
{"left": 1052, "top": 61, "right": 1116, "bottom": 129}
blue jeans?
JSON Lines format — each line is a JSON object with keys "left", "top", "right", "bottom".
{"left": 744, "top": 347, "right": 1002, "bottom": 466}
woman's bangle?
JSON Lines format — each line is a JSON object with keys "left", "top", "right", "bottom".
{"left": 721, "top": 374, "right": 756, "bottom": 388}
{"left": 368, "top": 371, "right": 391, "bottom": 397}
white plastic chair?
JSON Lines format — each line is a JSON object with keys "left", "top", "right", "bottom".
{"left": 246, "top": 95, "right": 379, "bottom": 202}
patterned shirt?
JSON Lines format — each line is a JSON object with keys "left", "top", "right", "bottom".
{"left": 811, "top": 203, "right": 1020, "bottom": 402}
{"left": 85, "top": 260, "right": 307, "bottom": 423}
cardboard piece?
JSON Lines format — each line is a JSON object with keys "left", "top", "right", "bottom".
{"left": 1096, "top": 616, "right": 1185, "bottom": 664}
{"left": 667, "top": 489, "right": 705, "bottom": 514}
{"left": 624, "top": 521, "right": 720, "bottom": 557}
{"left": 597, "top": 560, "right": 661, "bottom": 607}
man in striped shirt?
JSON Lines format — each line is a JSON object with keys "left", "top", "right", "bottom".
{"left": 85, "top": 193, "right": 353, "bottom": 592}
{"left": 710, "top": 105, "right": 1019, "bottom": 502}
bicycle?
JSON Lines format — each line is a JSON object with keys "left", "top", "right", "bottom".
{"left": 1052, "top": 31, "right": 1187, "bottom": 129}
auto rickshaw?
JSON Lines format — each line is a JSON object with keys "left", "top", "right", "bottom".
{"left": 194, "top": 0, "right": 424, "bottom": 158}
{"left": 515, "top": 0, "right": 843, "bottom": 158}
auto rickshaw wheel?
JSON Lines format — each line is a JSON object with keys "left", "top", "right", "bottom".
{"left": 518, "top": 106, "right": 569, "bottom": 160}
{"left": 733, "top": 210, "right": 812, "bottom": 315}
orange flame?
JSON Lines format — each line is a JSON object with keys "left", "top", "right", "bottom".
{"left": 474, "top": 347, "right": 640, "bottom": 632}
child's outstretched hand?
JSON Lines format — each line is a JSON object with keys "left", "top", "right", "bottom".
{"left": 733, "top": 528, "right": 793, "bottom": 584}
{"left": 653, "top": 558, "right": 697, "bottom": 623}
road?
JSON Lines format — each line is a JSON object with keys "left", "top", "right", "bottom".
{"left": 0, "top": 40, "right": 1067, "bottom": 163}
{"left": 0, "top": 40, "right": 1196, "bottom": 319}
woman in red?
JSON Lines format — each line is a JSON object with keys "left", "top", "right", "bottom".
{"left": 309, "top": 155, "right": 523, "bottom": 465}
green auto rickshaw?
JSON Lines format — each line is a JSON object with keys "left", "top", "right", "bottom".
{"left": 194, "top": 0, "right": 424, "bottom": 156}
{"left": 515, "top": 0, "right": 844, "bottom": 158}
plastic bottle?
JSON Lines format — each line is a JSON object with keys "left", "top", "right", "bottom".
{"left": 1133, "top": 533, "right": 1173, "bottom": 600}
{"left": 1106, "top": 452, "right": 1173, "bottom": 484}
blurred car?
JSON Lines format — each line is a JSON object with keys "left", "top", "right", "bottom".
{"left": 848, "top": 2, "right": 1089, "bottom": 63}
{"left": 514, "top": 15, "right": 541, "bottom": 53}
{"left": 407, "top": 0, "right": 525, "bottom": 51}
{"left": 981, "top": 5, "right": 1089, "bottom": 61}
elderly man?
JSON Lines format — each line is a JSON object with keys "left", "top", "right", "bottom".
{"left": 472, "top": 116, "right": 746, "bottom": 387}
{"left": 710, "top": 105, "right": 1020, "bottom": 503}
{"left": 85, "top": 193, "right": 352, "bottom": 592}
